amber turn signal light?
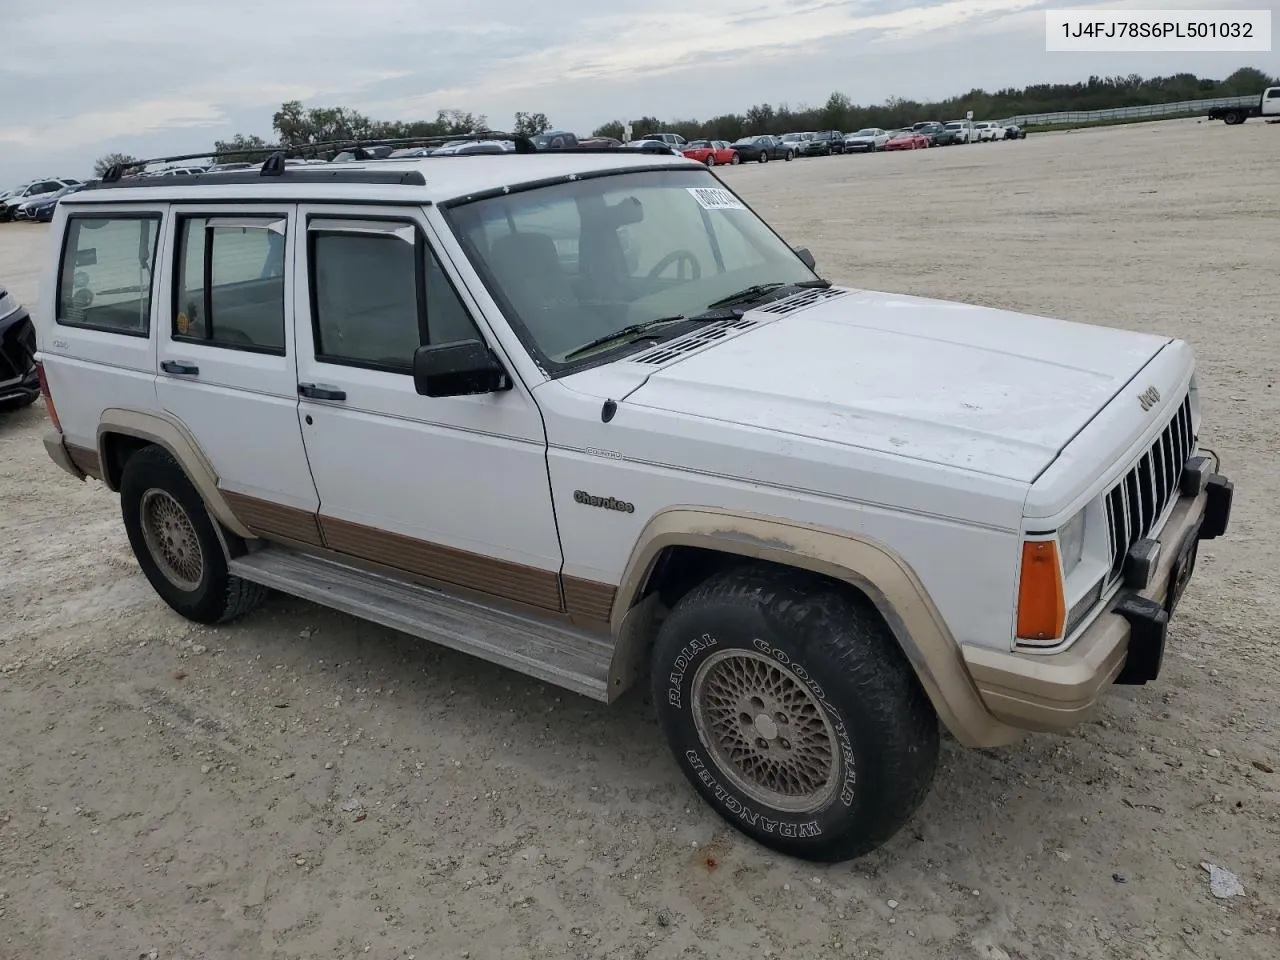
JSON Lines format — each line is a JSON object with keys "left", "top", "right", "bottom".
{"left": 1016, "top": 539, "right": 1066, "bottom": 643}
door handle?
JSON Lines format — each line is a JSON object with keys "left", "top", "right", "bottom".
{"left": 161, "top": 360, "right": 199, "bottom": 376}
{"left": 298, "top": 382, "right": 347, "bottom": 401}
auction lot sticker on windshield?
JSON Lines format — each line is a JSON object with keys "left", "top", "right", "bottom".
{"left": 688, "top": 187, "right": 746, "bottom": 211}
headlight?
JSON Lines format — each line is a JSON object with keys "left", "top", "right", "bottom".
{"left": 1058, "top": 509, "right": 1086, "bottom": 578}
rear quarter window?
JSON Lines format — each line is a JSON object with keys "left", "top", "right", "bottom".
{"left": 57, "top": 214, "right": 162, "bottom": 336}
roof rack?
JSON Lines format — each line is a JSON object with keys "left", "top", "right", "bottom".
{"left": 98, "top": 132, "right": 680, "bottom": 185}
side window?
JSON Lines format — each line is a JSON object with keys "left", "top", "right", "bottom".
{"left": 1268, "top": 89, "right": 1280, "bottom": 99}
{"left": 308, "top": 219, "right": 481, "bottom": 371}
{"left": 57, "top": 215, "right": 161, "bottom": 335}
{"left": 174, "top": 215, "right": 287, "bottom": 353}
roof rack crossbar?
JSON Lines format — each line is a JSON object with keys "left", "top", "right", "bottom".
{"left": 94, "top": 132, "right": 683, "bottom": 186}
{"left": 101, "top": 131, "right": 545, "bottom": 182}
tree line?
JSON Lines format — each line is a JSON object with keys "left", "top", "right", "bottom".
{"left": 94, "top": 67, "right": 1276, "bottom": 174}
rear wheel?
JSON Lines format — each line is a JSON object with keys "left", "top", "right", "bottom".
{"left": 759, "top": 151, "right": 769, "bottom": 163}
{"left": 785, "top": 150, "right": 795, "bottom": 161}
{"left": 705, "top": 154, "right": 716, "bottom": 167}
{"left": 731, "top": 152, "right": 741, "bottom": 165}
{"left": 1223, "top": 111, "right": 1244, "bottom": 125}
{"left": 120, "top": 446, "right": 268, "bottom": 624}
{"left": 650, "top": 565, "right": 939, "bottom": 862}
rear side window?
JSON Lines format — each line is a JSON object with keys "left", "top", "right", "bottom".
{"left": 174, "top": 215, "right": 287, "bottom": 354}
{"left": 57, "top": 215, "right": 161, "bottom": 336}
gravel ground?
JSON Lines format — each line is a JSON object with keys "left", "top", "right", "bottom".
{"left": 1, "top": 117, "right": 1277, "bottom": 960}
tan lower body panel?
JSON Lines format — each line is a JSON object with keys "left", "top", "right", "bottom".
{"left": 65, "top": 443, "right": 103, "bottom": 481}
{"left": 221, "top": 490, "right": 324, "bottom": 547}
{"left": 218, "top": 490, "right": 613, "bottom": 627}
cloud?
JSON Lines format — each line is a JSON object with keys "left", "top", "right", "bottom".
{"left": 0, "top": 0, "right": 1271, "bottom": 183}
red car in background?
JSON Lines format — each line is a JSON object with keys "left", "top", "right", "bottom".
{"left": 883, "top": 130, "right": 931, "bottom": 151}
{"left": 681, "top": 139, "right": 740, "bottom": 166}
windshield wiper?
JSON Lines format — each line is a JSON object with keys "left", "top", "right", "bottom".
{"left": 704, "top": 277, "right": 832, "bottom": 310}
{"left": 562, "top": 316, "right": 696, "bottom": 362}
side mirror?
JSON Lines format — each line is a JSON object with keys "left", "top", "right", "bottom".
{"left": 413, "top": 340, "right": 512, "bottom": 398}
{"left": 795, "top": 247, "right": 816, "bottom": 270}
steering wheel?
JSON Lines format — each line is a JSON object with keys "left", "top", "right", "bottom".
{"left": 647, "top": 249, "right": 701, "bottom": 281}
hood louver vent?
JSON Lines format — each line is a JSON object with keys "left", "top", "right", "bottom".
{"left": 756, "top": 286, "right": 851, "bottom": 314}
{"left": 632, "top": 316, "right": 759, "bottom": 365}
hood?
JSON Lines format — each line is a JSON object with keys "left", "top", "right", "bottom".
{"left": 587, "top": 288, "right": 1174, "bottom": 484}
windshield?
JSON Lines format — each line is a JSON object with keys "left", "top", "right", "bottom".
{"left": 444, "top": 169, "right": 819, "bottom": 371}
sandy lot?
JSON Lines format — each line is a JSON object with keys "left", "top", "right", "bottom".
{"left": 1, "top": 118, "right": 1278, "bottom": 960}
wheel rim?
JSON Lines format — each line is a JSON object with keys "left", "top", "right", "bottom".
{"left": 139, "top": 488, "right": 204, "bottom": 591}
{"left": 706, "top": 156, "right": 715, "bottom": 166}
{"left": 691, "top": 649, "right": 841, "bottom": 813}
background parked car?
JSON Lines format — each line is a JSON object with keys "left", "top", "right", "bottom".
{"left": 0, "top": 282, "right": 38, "bottom": 410}
{"left": 530, "top": 130, "right": 579, "bottom": 149}
{"left": 842, "top": 128, "right": 890, "bottom": 152}
{"left": 0, "top": 178, "right": 79, "bottom": 222}
{"left": 800, "top": 130, "right": 844, "bottom": 156}
{"left": 971, "top": 121, "right": 1001, "bottom": 142}
{"left": 730, "top": 135, "right": 791, "bottom": 162}
{"left": 17, "top": 181, "right": 89, "bottom": 222}
{"left": 624, "top": 139, "right": 683, "bottom": 155}
{"left": 577, "top": 137, "right": 622, "bottom": 147}
{"left": 911, "top": 121, "right": 954, "bottom": 146}
{"left": 883, "top": 129, "right": 931, "bottom": 151}
{"left": 778, "top": 131, "right": 814, "bottom": 155}
{"left": 943, "top": 120, "right": 972, "bottom": 143}
{"left": 640, "top": 132, "right": 687, "bottom": 147}
{"left": 1003, "top": 123, "right": 1026, "bottom": 140}
{"left": 682, "top": 139, "right": 740, "bottom": 166}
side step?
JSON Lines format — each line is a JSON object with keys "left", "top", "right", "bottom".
{"left": 229, "top": 548, "right": 614, "bottom": 701}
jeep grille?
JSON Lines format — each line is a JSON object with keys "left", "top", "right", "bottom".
{"left": 1103, "top": 392, "right": 1194, "bottom": 583}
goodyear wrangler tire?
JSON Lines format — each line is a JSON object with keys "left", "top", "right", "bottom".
{"left": 650, "top": 564, "right": 938, "bottom": 861}
{"left": 120, "top": 445, "right": 268, "bottom": 624}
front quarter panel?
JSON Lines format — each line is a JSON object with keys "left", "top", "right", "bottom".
{"left": 534, "top": 379, "right": 1025, "bottom": 655}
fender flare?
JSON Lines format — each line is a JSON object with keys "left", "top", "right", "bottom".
{"left": 607, "top": 507, "right": 1017, "bottom": 748}
{"left": 95, "top": 408, "right": 255, "bottom": 540}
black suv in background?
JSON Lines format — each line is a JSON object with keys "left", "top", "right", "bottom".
{"left": 0, "top": 284, "right": 38, "bottom": 410}
{"left": 800, "top": 130, "right": 844, "bottom": 156}
{"left": 912, "top": 121, "right": 959, "bottom": 146}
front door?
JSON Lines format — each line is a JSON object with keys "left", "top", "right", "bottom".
{"left": 291, "top": 204, "right": 564, "bottom": 613}
{"left": 155, "top": 205, "right": 321, "bottom": 540}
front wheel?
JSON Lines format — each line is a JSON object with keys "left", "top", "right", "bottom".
{"left": 650, "top": 565, "right": 939, "bottom": 862}
{"left": 759, "top": 151, "right": 769, "bottom": 163}
{"left": 120, "top": 446, "right": 268, "bottom": 624}
{"left": 785, "top": 150, "right": 794, "bottom": 161}
{"left": 705, "top": 155, "right": 715, "bottom": 166}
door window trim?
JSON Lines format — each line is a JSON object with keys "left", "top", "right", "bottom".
{"left": 170, "top": 211, "right": 290, "bottom": 356}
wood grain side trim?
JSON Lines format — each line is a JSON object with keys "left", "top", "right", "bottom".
{"left": 65, "top": 443, "right": 103, "bottom": 481}
{"left": 222, "top": 491, "right": 324, "bottom": 547}
{"left": 562, "top": 576, "right": 617, "bottom": 627}
{"left": 320, "top": 515, "right": 562, "bottom": 612}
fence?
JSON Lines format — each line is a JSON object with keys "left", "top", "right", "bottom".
{"left": 1000, "top": 95, "right": 1257, "bottom": 127}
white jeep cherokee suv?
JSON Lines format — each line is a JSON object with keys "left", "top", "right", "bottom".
{"left": 34, "top": 140, "right": 1232, "bottom": 862}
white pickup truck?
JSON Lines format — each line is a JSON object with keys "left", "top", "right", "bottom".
{"left": 34, "top": 139, "right": 1232, "bottom": 862}
{"left": 1208, "top": 86, "right": 1280, "bottom": 124}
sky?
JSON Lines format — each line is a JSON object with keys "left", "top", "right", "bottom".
{"left": 2, "top": 0, "right": 1274, "bottom": 184}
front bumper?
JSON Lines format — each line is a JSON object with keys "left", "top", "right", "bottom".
{"left": 961, "top": 474, "right": 1232, "bottom": 733}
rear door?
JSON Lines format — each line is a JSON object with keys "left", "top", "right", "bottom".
{"left": 154, "top": 205, "right": 320, "bottom": 530}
